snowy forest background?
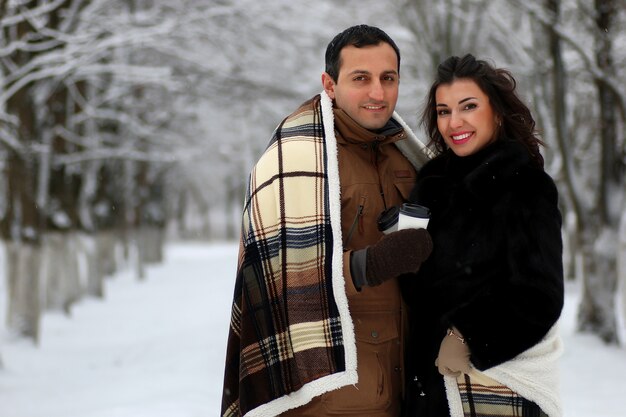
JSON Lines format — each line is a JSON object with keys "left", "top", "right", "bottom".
{"left": 0, "top": 0, "right": 625, "bottom": 357}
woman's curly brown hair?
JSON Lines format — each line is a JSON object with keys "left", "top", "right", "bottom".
{"left": 422, "top": 54, "right": 545, "bottom": 168}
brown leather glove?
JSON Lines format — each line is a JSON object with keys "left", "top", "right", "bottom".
{"left": 435, "top": 327, "right": 471, "bottom": 377}
{"left": 351, "top": 228, "right": 433, "bottom": 288}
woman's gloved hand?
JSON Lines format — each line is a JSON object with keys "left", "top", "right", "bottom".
{"left": 435, "top": 327, "right": 471, "bottom": 377}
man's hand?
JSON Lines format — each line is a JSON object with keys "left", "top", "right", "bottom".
{"left": 436, "top": 328, "right": 471, "bottom": 377}
{"left": 351, "top": 228, "right": 433, "bottom": 288}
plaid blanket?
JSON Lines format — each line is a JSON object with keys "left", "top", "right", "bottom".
{"left": 221, "top": 92, "right": 430, "bottom": 417}
{"left": 444, "top": 324, "right": 563, "bottom": 417}
{"left": 455, "top": 371, "right": 548, "bottom": 417}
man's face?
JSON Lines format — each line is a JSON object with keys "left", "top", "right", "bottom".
{"left": 322, "top": 43, "right": 399, "bottom": 131}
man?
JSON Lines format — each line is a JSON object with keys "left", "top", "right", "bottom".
{"left": 222, "top": 25, "right": 433, "bottom": 417}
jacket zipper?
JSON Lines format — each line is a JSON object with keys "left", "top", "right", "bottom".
{"left": 371, "top": 140, "right": 388, "bottom": 210}
{"left": 344, "top": 197, "right": 365, "bottom": 249}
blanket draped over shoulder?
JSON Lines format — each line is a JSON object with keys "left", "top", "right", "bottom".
{"left": 222, "top": 92, "right": 430, "bottom": 417}
{"left": 444, "top": 324, "right": 563, "bottom": 417}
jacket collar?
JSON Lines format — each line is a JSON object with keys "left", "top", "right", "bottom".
{"left": 452, "top": 139, "right": 532, "bottom": 197}
{"left": 420, "top": 139, "right": 533, "bottom": 202}
{"left": 333, "top": 107, "right": 406, "bottom": 145}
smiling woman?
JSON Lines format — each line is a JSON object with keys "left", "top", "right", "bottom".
{"left": 421, "top": 54, "right": 545, "bottom": 169}
{"left": 434, "top": 79, "right": 498, "bottom": 157}
{"left": 400, "top": 54, "right": 564, "bottom": 417}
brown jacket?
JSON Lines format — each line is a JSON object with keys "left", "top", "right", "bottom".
{"left": 282, "top": 108, "right": 417, "bottom": 416}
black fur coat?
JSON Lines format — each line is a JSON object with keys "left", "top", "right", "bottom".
{"left": 401, "top": 139, "right": 564, "bottom": 416}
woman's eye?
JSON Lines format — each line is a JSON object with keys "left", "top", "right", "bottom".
{"left": 464, "top": 103, "right": 478, "bottom": 110}
{"left": 437, "top": 109, "right": 450, "bottom": 116}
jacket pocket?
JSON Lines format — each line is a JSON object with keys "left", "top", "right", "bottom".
{"left": 394, "top": 181, "right": 414, "bottom": 201}
{"left": 321, "top": 313, "right": 400, "bottom": 414}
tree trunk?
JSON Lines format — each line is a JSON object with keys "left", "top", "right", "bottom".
{"left": 578, "top": 226, "right": 618, "bottom": 342}
{"left": 141, "top": 226, "right": 164, "bottom": 265}
{"left": 96, "top": 230, "right": 118, "bottom": 279}
{"left": 617, "top": 211, "right": 626, "bottom": 346}
{"left": 135, "top": 229, "right": 146, "bottom": 281}
{"left": 43, "top": 232, "right": 81, "bottom": 314}
{"left": 5, "top": 241, "right": 43, "bottom": 342}
{"left": 79, "top": 233, "right": 105, "bottom": 298}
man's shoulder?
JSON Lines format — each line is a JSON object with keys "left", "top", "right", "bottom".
{"left": 283, "top": 94, "right": 323, "bottom": 124}
{"left": 254, "top": 94, "right": 327, "bottom": 176}
{"left": 268, "top": 94, "right": 326, "bottom": 144}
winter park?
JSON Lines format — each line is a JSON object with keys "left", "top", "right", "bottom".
{"left": 1, "top": 1, "right": 626, "bottom": 417}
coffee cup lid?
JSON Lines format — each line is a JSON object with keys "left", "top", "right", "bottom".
{"left": 400, "top": 203, "right": 430, "bottom": 218}
{"left": 377, "top": 206, "right": 400, "bottom": 231}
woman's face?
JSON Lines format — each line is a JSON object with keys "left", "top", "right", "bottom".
{"left": 435, "top": 78, "right": 498, "bottom": 157}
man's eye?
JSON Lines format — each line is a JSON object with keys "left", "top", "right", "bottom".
{"left": 354, "top": 76, "right": 367, "bottom": 81}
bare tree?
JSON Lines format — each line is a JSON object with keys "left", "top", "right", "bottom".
{"left": 1, "top": 0, "right": 86, "bottom": 341}
{"left": 520, "top": 0, "right": 625, "bottom": 343}
{"left": 0, "top": 0, "right": 238, "bottom": 341}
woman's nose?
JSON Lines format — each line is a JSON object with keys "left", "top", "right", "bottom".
{"left": 450, "top": 112, "right": 463, "bottom": 129}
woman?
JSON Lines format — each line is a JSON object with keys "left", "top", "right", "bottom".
{"left": 401, "top": 54, "right": 564, "bottom": 417}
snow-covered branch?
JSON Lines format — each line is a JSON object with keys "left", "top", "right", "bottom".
{"left": 0, "top": 0, "right": 68, "bottom": 28}
{"left": 0, "top": 38, "right": 65, "bottom": 57}
{"left": 0, "top": 125, "right": 23, "bottom": 151}
{"left": 2, "top": 16, "right": 178, "bottom": 88}
{"left": 517, "top": 1, "right": 626, "bottom": 122}
{"left": 52, "top": 148, "right": 178, "bottom": 165}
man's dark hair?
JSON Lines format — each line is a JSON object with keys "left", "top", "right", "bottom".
{"left": 324, "top": 24, "right": 400, "bottom": 82}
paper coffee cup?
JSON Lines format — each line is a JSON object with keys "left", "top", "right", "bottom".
{"left": 377, "top": 206, "right": 400, "bottom": 234}
{"left": 397, "top": 203, "right": 430, "bottom": 230}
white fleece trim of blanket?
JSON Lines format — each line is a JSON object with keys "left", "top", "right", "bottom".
{"left": 320, "top": 89, "right": 359, "bottom": 384}
{"left": 247, "top": 371, "right": 359, "bottom": 417}
{"left": 445, "top": 323, "right": 564, "bottom": 417}
{"left": 444, "top": 374, "right": 465, "bottom": 417}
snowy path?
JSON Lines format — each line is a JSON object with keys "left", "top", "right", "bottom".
{"left": 0, "top": 242, "right": 234, "bottom": 417}
{"left": 0, "top": 241, "right": 625, "bottom": 417}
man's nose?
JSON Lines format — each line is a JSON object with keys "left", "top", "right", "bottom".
{"left": 369, "top": 80, "right": 384, "bottom": 101}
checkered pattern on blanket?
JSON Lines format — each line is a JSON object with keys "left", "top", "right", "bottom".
{"left": 221, "top": 95, "right": 347, "bottom": 417}
{"left": 457, "top": 371, "right": 548, "bottom": 417}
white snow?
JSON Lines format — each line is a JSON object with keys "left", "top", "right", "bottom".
{"left": 0, "top": 241, "right": 625, "bottom": 417}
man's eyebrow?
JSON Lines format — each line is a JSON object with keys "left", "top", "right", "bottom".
{"left": 348, "top": 69, "right": 371, "bottom": 75}
{"left": 347, "top": 69, "right": 398, "bottom": 76}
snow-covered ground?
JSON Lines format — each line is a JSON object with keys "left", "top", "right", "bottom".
{"left": 0, "top": 241, "right": 624, "bottom": 417}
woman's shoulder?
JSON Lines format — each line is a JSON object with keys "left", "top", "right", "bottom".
{"left": 512, "top": 165, "right": 559, "bottom": 204}
{"left": 468, "top": 140, "right": 557, "bottom": 198}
